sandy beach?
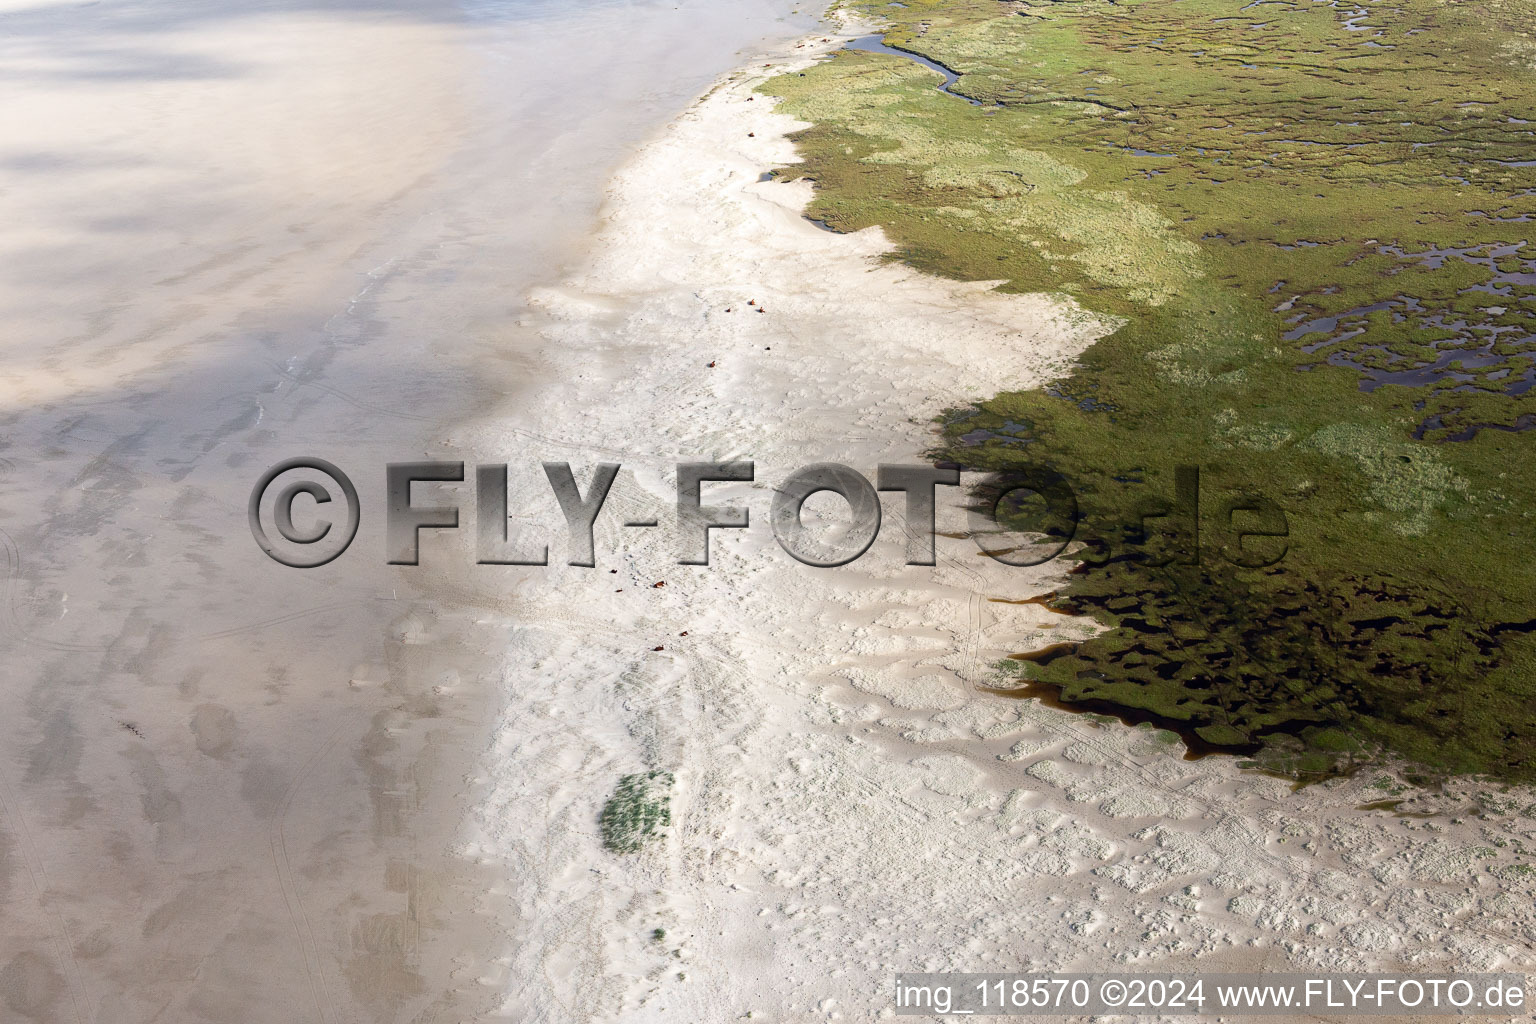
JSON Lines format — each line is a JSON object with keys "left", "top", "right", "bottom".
{"left": 456, "top": 21, "right": 1536, "bottom": 1020}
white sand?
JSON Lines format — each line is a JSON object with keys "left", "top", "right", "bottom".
{"left": 462, "top": 26, "right": 1536, "bottom": 1022}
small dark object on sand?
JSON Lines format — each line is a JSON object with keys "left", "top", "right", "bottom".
{"left": 679, "top": 631, "right": 688, "bottom": 636}
{"left": 653, "top": 646, "right": 664, "bottom": 652}
{"left": 708, "top": 361, "right": 716, "bottom": 368}
{"left": 610, "top": 569, "right": 618, "bottom": 573}
{"left": 653, "top": 581, "right": 666, "bottom": 588}
{"left": 748, "top": 132, "right": 755, "bottom": 137}
{"left": 756, "top": 307, "right": 765, "bottom": 313}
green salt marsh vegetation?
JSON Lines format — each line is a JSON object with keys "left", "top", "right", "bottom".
{"left": 764, "top": 0, "right": 1536, "bottom": 780}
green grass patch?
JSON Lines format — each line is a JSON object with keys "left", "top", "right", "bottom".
{"left": 766, "top": 0, "right": 1536, "bottom": 780}
{"left": 600, "top": 771, "right": 674, "bottom": 854}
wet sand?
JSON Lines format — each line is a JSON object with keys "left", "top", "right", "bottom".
{"left": 0, "top": 0, "right": 808, "bottom": 1020}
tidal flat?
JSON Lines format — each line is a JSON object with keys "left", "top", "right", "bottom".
{"left": 764, "top": 0, "right": 1536, "bottom": 781}
{"left": 0, "top": 0, "right": 814, "bottom": 1019}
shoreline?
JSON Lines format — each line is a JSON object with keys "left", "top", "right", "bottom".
{"left": 465, "top": 20, "right": 1536, "bottom": 1018}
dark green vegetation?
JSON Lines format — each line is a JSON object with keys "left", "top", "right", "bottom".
{"left": 600, "top": 771, "right": 674, "bottom": 853}
{"left": 764, "top": 0, "right": 1536, "bottom": 779}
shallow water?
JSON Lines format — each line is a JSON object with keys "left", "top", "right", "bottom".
{"left": 1284, "top": 244, "right": 1536, "bottom": 400}
{"left": 0, "top": 0, "right": 808, "bottom": 1019}
{"left": 845, "top": 33, "right": 982, "bottom": 105}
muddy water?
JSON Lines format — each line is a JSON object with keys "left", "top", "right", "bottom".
{"left": 0, "top": 0, "right": 807, "bottom": 1020}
